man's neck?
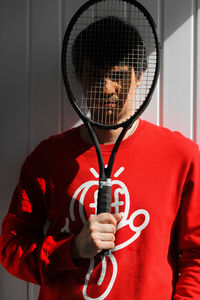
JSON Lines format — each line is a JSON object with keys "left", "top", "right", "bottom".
{"left": 80, "top": 119, "right": 139, "bottom": 145}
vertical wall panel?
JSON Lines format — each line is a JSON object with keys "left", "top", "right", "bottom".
{"left": 29, "top": 1, "right": 63, "bottom": 298}
{"left": 29, "top": 0, "right": 62, "bottom": 151}
{"left": 139, "top": 0, "right": 160, "bottom": 125}
{"left": 197, "top": 0, "right": 200, "bottom": 146}
{"left": 0, "top": 0, "right": 29, "bottom": 299}
{"left": 162, "top": 0, "right": 194, "bottom": 138}
{"left": 62, "top": 0, "right": 87, "bottom": 130}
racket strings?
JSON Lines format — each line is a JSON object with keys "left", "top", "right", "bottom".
{"left": 65, "top": 0, "right": 158, "bottom": 126}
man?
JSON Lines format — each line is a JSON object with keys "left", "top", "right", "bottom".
{"left": 0, "top": 16, "right": 200, "bottom": 300}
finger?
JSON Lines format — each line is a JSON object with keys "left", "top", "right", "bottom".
{"left": 98, "top": 224, "right": 116, "bottom": 233}
{"left": 96, "top": 213, "right": 118, "bottom": 225}
{"left": 90, "top": 232, "right": 115, "bottom": 251}
{"left": 96, "top": 240, "right": 115, "bottom": 251}
{"left": 98, "top": 232, "right": 115, "bottom": 241}
{"left": 113, "top": 213, "right": 122, "bottom": 223}
{"left": 90, "top": 230, "right": 115, "bottom": 242}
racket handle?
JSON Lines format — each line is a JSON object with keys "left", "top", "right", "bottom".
{"left": 101, "top": 249, "right": 111, "bottom": 256}
{"left": 97, "top": 179, "right": 111, "bottom": 214}
{"left": 97, "top": 179, "right": 112, "bottom": 256}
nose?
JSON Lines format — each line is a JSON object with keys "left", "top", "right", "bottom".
{"left": 103, "top": 77, "right": 118, "bottom": 95}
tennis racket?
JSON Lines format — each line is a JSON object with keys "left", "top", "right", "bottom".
{"left": 62, "top": 0, "right": 160, "bottom": 255}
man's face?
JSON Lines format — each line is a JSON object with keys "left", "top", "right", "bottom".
{"left": 81, "top": 61, "right": 141, "bottom": 125}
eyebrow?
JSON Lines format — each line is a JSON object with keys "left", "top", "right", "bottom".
{"left": 84, "top": 66, "right": 130, "bottom": 75}
{"left": 111, "top": 66, "right": 129, "bottom": 72}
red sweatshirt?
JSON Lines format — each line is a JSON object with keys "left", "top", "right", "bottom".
{"left": 0, "top": 119, "right": 200, "bottom": 299}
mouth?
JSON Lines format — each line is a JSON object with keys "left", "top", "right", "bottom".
{"left": 86, "top": 94, "right": 120, "bottom": 112}
{"left": 103, "top": 99, "right": 117, "bottom": 108}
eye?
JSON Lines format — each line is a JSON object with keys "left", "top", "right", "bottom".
{"left": 92, "top": 72, "right": 100, "bottom": 80}
{"left": 84, "top": 69, "right": 98, "bottom": 79}
{"left": 109, "top": 71, "right": 128, "bottom": 81}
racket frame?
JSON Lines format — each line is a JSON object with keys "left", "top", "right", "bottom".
{"left": 62, "top": 0, "right": 161, "bottom": 131}
{"left": 61, "top": 0, "right": 161, "bottom": 255}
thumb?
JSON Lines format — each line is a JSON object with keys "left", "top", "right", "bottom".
{"left": 113, "top": 213, "right": 122, "bottom": 224}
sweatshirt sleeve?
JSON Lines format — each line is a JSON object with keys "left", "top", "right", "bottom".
{"left": 173, "top": 145, "right": 200, "bottom": 299}
{"left": 0, "top": 141, "right": 79, "bottom": 285}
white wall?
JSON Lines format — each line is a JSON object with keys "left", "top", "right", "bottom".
{"left": 0, "top": 0, "right": 200, "bottom": 299}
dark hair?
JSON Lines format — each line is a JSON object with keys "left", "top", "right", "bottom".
{"left": 72, "top": 16, "right": 147, "bottom": 80}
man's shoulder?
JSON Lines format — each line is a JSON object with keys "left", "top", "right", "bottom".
{"left": 27, "top": 125, "right": 82, "bottom": 161}
{"left": 41, "top": 125, "right": 82, "bottom": 148}
{"left": 141, "top": 119, "right": 199, "bottom": 157}
{"left": 48, "top": 125, "right": 81, "bottom": 143}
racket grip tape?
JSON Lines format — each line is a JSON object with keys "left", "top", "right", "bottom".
{"left": 97, "top": 179, "right": 111, "bottom": 214}
{"left": 97, "top": 179, "right": 112, "bottom": 256}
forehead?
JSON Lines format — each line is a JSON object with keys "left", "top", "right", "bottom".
{"left": 83, "top": 60, "right": 130, "bottom": 72}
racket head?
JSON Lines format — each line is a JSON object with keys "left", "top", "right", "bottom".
{"left": 62, "top": 0, "right": 160, "bottom": 129}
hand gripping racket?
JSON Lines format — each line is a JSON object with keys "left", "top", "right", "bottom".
{"left": 62, "top": 0, "right": 160, "bottom": 255}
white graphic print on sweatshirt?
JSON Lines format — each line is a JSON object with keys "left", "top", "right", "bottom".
{"left": 62, "top": 167, "right": 150, "bottom": 300}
